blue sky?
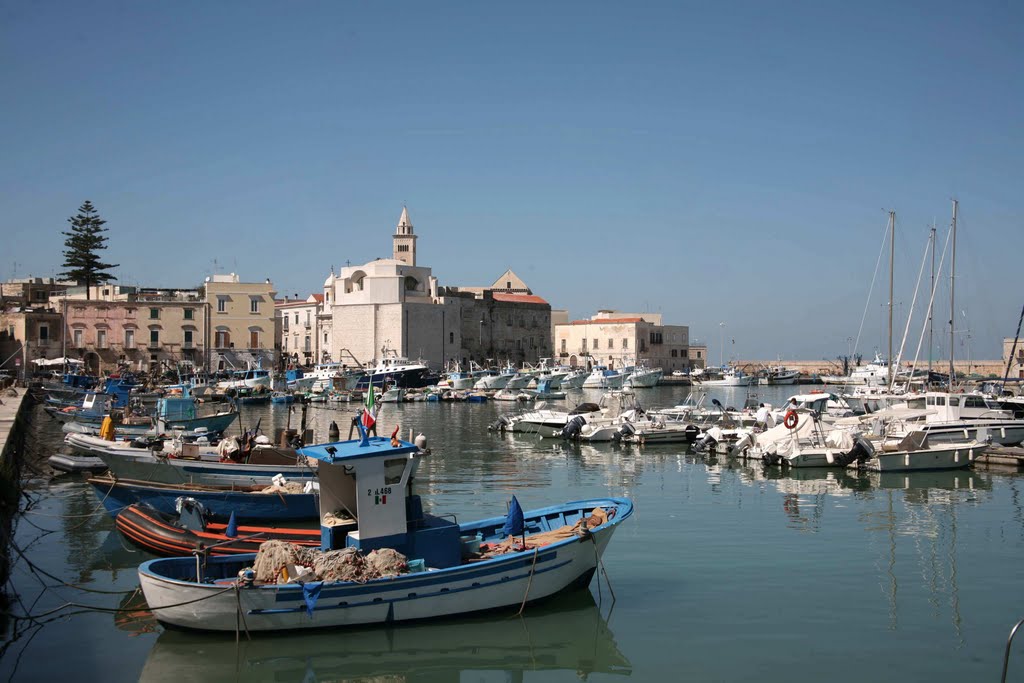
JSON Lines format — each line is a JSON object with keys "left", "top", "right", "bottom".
{"left": 2, "top": 1, "right": 1021, "bottom": 361}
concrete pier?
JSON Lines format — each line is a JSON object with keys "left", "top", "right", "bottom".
{"left": 0, "top": 385, "right": 32, "bottom": 592}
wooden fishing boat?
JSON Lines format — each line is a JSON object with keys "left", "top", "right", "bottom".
{"left": 137, "top": 427, "right": 633, "bottom": 632}
{"left": 88, "top": 475, "right": 320, "bottom": 522}
{"left": 115, "top": 503, "right": 326, "bottom": 556}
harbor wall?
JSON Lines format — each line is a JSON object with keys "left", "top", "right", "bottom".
{"left": 0, "top": 386, "right": 32, "bottom": 595}
{"left": 733, "top": 359, "right": 1005, "bottom": 378}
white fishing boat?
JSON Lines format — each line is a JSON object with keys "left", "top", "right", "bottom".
{"left": 760, "top": 365, "right": 800, "bottom": 385}
{"left": 216, "top": 365, "right": 273, "bottom": 391}
{"left": 558, "top": 369, "right": 588, "bottom": 390}
{"left": 582, "top": 366, "right": 625, "bottom": 389}
{"left": 625, "top": 364, "right": 663, "bottom": 388}
{"left": 693, "top": 366, "right": 752, "bottom": 387}
{"left": 137, "top": 428, "right": 633, "bottom": 632}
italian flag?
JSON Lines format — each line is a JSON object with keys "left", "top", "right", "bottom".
{"left": 362, "top": 386, "right": 377, "bottom": 430}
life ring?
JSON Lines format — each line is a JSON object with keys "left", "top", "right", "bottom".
{"left": 783, "top": 410, "right": 798, "bottom": 430}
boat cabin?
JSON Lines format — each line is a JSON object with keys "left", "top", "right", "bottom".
{"left": 300, "top": 429, "right": 461, "bottom": 570}
{"left": 903, "top": 392, "right": 1011, "bottom": 423}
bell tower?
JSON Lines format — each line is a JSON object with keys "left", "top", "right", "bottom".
{"left": 392, "top": 206, "right": 417, "bottom": 266}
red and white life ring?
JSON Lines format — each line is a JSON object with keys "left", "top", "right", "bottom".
{"left": 783, "top": 410, "right": 799, "bottom": 430}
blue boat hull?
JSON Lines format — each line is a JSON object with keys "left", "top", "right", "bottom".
{"left": 138, "top": 497, "right": 633, "bottom": 632}
{"left": 89, "top": 478, "right": 319, "bottom": 522}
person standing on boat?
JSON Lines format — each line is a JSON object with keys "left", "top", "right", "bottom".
{"left": 755, "top": 403, "right": 771, "bottom": 429}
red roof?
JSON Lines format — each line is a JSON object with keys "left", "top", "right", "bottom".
{"left": 491, "top": 293, "right": 549, "bottom": 305}
{"left": 310, "top": 293, "right": 324, "bottom": 303}
{"left": 570, "top": 317, "right": 645, "bottom": 325}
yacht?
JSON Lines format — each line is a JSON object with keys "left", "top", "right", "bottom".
{"left": 625, "top": 363, "right": 663, "bottom": 388}
{"left": 760, "top": 364, "right": 800, "bottom": 385}
{"left": 354, "top": 350, "right": 435, "bottom": 390}
{"left": 215, "top": 365, "right": 272, "bottom": 391}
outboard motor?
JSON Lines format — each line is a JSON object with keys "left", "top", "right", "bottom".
{"left": 174, "top": 497, "right": 208, "bottom": 532}
{"left": 833, "top": 435, "right": 875, "bottom": 468}
{"left": 561, "top": 415, "right": 587, "bottom": 441}
{"left": 618, "top": 422, "right": 636, "bottom": 439}
{"left": 684, "top": 424, "right": 700, "bottom": 443}
{"left": 488, "top": 415, "right": 513, "bottom": 433}
{"left": 694, "top": 426, "right": 722, "bottom": 453}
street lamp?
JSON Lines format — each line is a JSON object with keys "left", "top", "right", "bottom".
{"left": 719, "top": 322, "right": 725, "bottom": 368}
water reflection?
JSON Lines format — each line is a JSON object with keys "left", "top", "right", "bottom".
{"left": 137, "top": 589, "right": 631, "bottom": 682}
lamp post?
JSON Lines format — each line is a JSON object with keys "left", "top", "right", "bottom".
{"left": 719, "top": 322, "right": 725, "bottom": 368}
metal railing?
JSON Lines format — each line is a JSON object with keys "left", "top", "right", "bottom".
{"left": 1001, "top": 617, "right": 1024, "bottom": 683}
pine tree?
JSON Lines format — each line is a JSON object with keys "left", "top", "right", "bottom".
{"left": 59, "top": 201, "right": 118, "bottom": 300}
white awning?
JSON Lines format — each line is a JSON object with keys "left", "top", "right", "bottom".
{"left": 32, "top": 357, "right": 85, "bottom": 366}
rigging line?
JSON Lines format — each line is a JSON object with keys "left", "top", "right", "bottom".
{"left": 890, "top": 233, "right": 934, "bottom": 391}
{"left": 852, "top": 217, "right": 891, "bottom": 363}
{"left": 908, "top": 225, "right": 953, "bottom": 382}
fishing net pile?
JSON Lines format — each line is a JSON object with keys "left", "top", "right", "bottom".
{"left": 250, "top": 541, "right": 409, "bottom": 584}
{"left": 479, "top": 507, "right": 611, "bottom": 558}
{"left": 259, "top": 481, "right": 305, "bottom": 494}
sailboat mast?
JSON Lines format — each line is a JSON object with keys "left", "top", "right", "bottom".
{"left": 928, "top": 223, "right": 936, "bottom": 377}
{"left": 949, "top": 199, "right": 958, "bottom": 387}
{"left": 888, "top": 210, "right": 895, "bottom": 387}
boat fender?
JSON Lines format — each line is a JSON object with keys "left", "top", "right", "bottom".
{"left": 783, "top": 410, "right": 798, "bottom": 429}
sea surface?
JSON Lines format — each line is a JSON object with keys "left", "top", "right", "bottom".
{"left": 2, "top": 384, "right": 1024, "bottom": 682}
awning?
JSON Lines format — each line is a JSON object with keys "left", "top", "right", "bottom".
{"left": 32, "top": 358, "right": 84, "bottom": 368}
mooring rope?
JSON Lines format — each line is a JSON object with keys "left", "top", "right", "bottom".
{"left": 516, "top": 546, "right": 540, "bottom": 617}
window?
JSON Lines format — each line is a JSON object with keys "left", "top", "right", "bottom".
{"left": 592, "top": 339, "right": 597, "bottom": 349}
{"left": 215, "top": 330, "right": 230, "bottom": 348}
{"left": 948, "top": 397, "right": 959, "bottom": 407}
{"left": 149, "top": 308, "right": 159, "bottom": 319}
{"left": 294, "top": 313, "right": 299, "bottom": 324}
{"left": 622, "top": 338, "right": 628, "bottom": 349}
{"left": 184, "top": 308, "right": 194, "bottom": 320}
{"left": 697, "top": 351, "right": 702, "bottom": 359}
{"left": 283, "top": 337, "right": 288, "bottom": 351}
{"left": 250, "top": 297, "right": 260, "bottom": 314}
{"left": 304, "top": 336, "right": 311, "bottom": 352}
{"left": 671, "top": 349, "right": 678, "bottom": 357}
{"left": 561, "top": 339, "right": 567, "bottom": 353}
{"left": 506, "top": 281, "right": 512, "bottom": 289}
{"left": 73, "top": 329, "right": 83, "bottom": 347}
{"left": 38, "top": 324, "right": 49, "bottom": 342}
{"left": 124, "top": 329, "right": 135, "bottom": 349}
{"left": 305, "top": 312, "right": 311, "bottom": 327}
{"left": 184, "top": 330, "right": 193, "bottom": 347}
{"left": 149, "top": 329, "right": 159, "bottom": 345}
{"left": 449, "top": 332, "right": 454, "bottom": 344}
{"left": 607, "top": 338, "right": 613, "bottom": 349}
{"left": 323, "top": 332, "right": 328, "bottom": 344}
{"left": 250, "top": 330, "right": 260, "bottom": 348}
{"left": 97, "top": 329, "right": 106, "bottom": 349}
{"left": 217, "top": 296, "right": 227, "bottom": 313}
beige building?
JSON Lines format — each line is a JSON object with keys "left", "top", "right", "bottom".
{"left": 202, "top": 273, "right": 277, "bottom": 372}
{"left": 0, "top": 307, "right": 65, "bottom": 380}
{"left": 1003, "top": 337, "right": 1024, "bottom": 380}
{"left": 554, "top": 310, "right": 691, "bottom": 373}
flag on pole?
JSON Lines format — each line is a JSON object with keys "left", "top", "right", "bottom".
{"left": 362, "top": 385, "right": 377, "bottom": 430}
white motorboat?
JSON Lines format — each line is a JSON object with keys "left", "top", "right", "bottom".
{"left": 492, "top": 389, "right": 531, "bottom": 402}
{"left": 858, "top": 432, "right": 984, "bottom": 472}
{"left": 880, "top": 391, "right": 1024, "bottom": 447}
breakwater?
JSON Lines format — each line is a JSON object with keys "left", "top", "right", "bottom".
{"left": 0, "top": 386, "right": 32, "bottom": 608}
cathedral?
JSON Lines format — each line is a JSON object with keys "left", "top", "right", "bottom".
{"left": 318, "top": 208, "right": 552, "bottom": 370}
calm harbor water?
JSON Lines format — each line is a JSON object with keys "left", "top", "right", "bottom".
{"left": 3, "top": 384, "right": 1024, "bottom": 682}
